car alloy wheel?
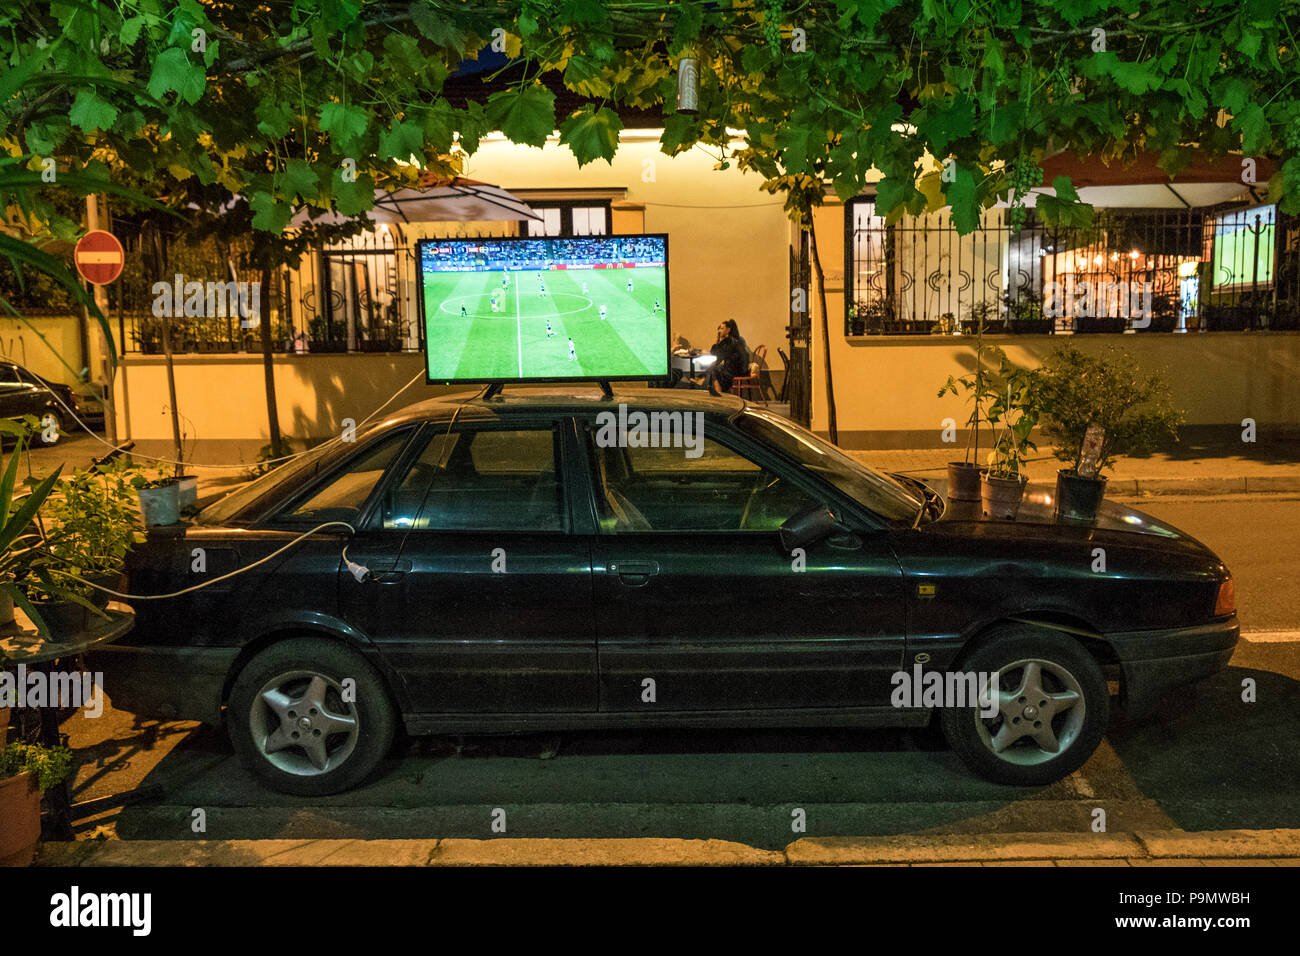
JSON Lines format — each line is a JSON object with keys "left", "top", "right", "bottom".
{"left": 974, "top": 658, "right": 1087, "bottom": 766}
{"left": 939, "top": 626, "right": 1108, "bottom": 786}
{"left": 249, "top": 670, "right": 359, "bottom": 777}
{"left": 229, "top": 638, "right": 395, "bottom": 795}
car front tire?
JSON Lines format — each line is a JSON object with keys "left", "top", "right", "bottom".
{"left": 228, "top": 638, "right": 396, "bottom": 796}
{"left": 939, "top": 626, "right": 1108, "bottom": 786}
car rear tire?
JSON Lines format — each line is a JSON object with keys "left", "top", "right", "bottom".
{"left": 939, "top": 627, "right": 1108, "bottom": 786}
{"left": 228, "top": 638, "right": 396, "bottom": 796}
{"left": 37, "top": 409, "right": 62, "bottom": 446}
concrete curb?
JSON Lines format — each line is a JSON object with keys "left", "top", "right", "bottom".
{"left": 36, "top": 837, "right": 783, "bottom": 867}
{"left": 784, "top": 833, "right": 1145, "bottom": 865}
{"left": 1130, "top": 476, "right": 1300, "bottom": 495}
{"left": 33, "top": 830, "right": 1300, "bottom": 867}
{"left": 1134, "top": 829, "right": 1300, "bottom": 859}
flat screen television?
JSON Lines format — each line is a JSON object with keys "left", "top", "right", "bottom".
{"left": 416, "top": 234, "right": 670, "bottom": 383}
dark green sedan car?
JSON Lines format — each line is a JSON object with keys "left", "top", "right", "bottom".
{"left": 92, "top": 388, "right": 1238, "bottom": 795}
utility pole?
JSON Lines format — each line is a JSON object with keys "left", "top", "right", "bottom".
{"left": 85, "top": 194, "right": 118, "bottom": 442}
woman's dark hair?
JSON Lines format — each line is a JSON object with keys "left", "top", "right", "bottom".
{"left": 722, "top": 318, "right": 739, "bottom": 338}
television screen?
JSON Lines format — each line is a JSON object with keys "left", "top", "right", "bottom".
{"left": 417, "top": 234, "right": 669, "bottom": 383}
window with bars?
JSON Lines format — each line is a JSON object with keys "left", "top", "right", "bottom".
{"left": 522, "top": 201, "right": 611, "bottom": 237}
{"left": 843, "top": 195, "right": 1300, "bottom": 335}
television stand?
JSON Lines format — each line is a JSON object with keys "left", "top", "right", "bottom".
{"left": 480, "top": 380, "right": 615, "bottom": 401}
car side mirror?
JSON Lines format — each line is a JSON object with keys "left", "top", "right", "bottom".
{"left": 779, "top": 506, "right": 840, "bottom": 552}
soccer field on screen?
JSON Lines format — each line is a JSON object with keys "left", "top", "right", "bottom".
{"left": 423, "top": 265, "right": 668, "bottom": 380}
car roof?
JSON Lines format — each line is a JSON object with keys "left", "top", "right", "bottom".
{"left": 376, "top": 386, "right": 747, "bottom": 429}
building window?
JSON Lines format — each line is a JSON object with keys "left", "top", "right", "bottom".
{"left": 523, "top": 202, "right": 611, "bottom": 237}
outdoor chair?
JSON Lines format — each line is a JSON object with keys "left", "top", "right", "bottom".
{"left": 730, "top": 344, "right": 768, "bottom": 405}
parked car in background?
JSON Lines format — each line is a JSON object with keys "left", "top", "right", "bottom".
{"left": 90, "top": 389, "right": 1238, "bottom": 796}
{"left": 0, "top": 360, "right": 101, "bottom": 444}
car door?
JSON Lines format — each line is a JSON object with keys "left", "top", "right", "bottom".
{"left": 579, "top": 418, "right": 907, "bottom": 713}
{"left": 340, "top": 417, "right": 597, "bottom": 715}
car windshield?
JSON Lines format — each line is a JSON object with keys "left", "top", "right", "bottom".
{"left": 735, "top": 407, "right": 923, "bottom": 522}
{"left": 197, "top": 440, "right": 338, "bottom": 525}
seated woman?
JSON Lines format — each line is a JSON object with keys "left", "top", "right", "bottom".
{"left": 707, "top": 319, "right": 749, "bottom": 396}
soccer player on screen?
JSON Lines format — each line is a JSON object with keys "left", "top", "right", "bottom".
{"left": 626, "top": 277, "right": 634, "bottom": 292}
{"left": 581, "top": 280, "right": 589, "bottom": 294}
{"left": 598, "top": 304, "right": 607, "bottom": 320}
{"left": 460, "top": 304, "right": 467, "bottom": 317}
{"left": 568, "top": 337, "right": 577, "bottom": 361}
{"left": 546, "top": 318, "right": 554, "bottom": 338}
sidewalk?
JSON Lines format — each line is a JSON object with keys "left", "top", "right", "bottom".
{"left": 849, "top": 441, "right": 1300, "bottom": 497}
{"left": 34, "top": 828, "right": 1300, "bottom": 866}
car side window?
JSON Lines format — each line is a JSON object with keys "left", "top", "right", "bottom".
{"left": 377, "top": 426, "right": 564, "bottom": 532}
{"left": 278, "top": 432, "right": 410, "bottom": 525}
{"left": 0, "top": 367, "right": 21, "bottom": 388}
{"left": 585, "top": 428, "right": 822, "bottom": 533}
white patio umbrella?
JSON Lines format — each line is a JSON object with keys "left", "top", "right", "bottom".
{"left": 290, "top": 177, "right": 541, "bottom": 227}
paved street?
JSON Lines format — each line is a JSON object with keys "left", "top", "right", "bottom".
{"left": 48, "top": 495, "right": 1300, "bottom": 852}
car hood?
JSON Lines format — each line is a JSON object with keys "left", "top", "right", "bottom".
{"left": 933, "top": 486, "right": 1199, "bottom": 545}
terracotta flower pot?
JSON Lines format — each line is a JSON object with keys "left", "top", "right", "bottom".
{"left": 980, "top": 472, "right": 1028, "bottom": 519}
{"left": 0, "top": 771, "right": 42, "bottom": 867}
{"left": 946, "top": 461, "right": 982, "bottom": 501}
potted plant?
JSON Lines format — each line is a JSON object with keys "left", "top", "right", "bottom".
{"left": 0, "top": 739, "right": 73, "bottom": 866}
{"left": 1004, "top": 289, "right": 1054, "bottom": 334}
{"left": 979, "top": 369, "right": 1039, "bottom": 518}
{"left": 851, "top": 298, "right": 891, "bottom": 335}
{"left": 25, "top": 459, "right": 144, "bottom": 625}
{"left": 961, "top": 299, "right": 1005, "bottom": 335}
{"left": 131, "top": 464, "right": 181, "bottom": 527}
{"left": 939, "top": 304, "right": 1004, "bottom": 500}
{"left": 308, "top": 316, "right": 348, "bottom": 352}
{"left": 1137, "top": 292, "right": 1179, "bottom": 332}
{"left": 1034, "top": 345, "right": 1184, "bottom": 520}
{"left": 1074, "top": 314, "right": 1127, "bottom": 334}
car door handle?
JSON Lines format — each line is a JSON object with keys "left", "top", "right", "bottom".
{"left": 369, "top": 558, "right": 412, "bottom": 583}
{"left": 609, "top": 560, "right": 660, "bottom": 586}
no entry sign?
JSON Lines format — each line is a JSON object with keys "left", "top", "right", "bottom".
{"left": 74, "top": 230, "right": 125, "bottom": 285}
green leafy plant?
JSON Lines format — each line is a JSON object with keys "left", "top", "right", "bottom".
{"left": 850, "top": 298, "right": 892, "bottom": 334}
{"left": 126, "top": 459, "right": 177, "bottom": 491}
{"left": 938, "top": 305, "right": 1015, "bottom": 466}
{"left": 0, "top": 419, "right": 65, "bottom": 635}
{"left": 0, "top": 739, "right": 73, "bottom": 791}
{"left": 983, "top": 365, "right": 1040, "bottom": 481}
{"left": 1004, "top": 289, "right": 1049, "bottom": 328}
{"left": 27, "top": 458, "right": 145, "bottom": 603}
{"left": 1033, "top": 345, "right": 1184, "bottom": 475}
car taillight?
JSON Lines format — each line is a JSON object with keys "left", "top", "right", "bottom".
{"left": 1214, "top": 577, "right": 1236, "bottom": 616}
